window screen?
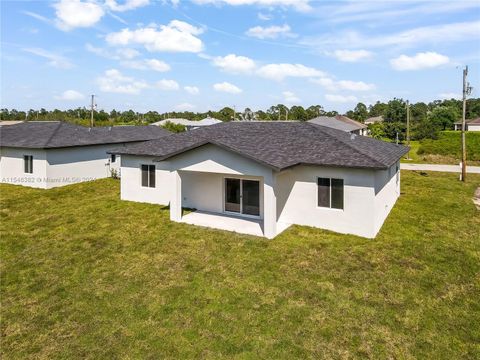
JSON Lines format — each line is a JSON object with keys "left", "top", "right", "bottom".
{"left": 318, "top": 177, "right": 344, "bottom": 209}
{"left": 331, "top": 179, "right": 344, "bottom": 210}
{"left": 141, "top": 164, "right": 155, "bottom": 187}
{"left": 24, "top": 155, "right": 33, "bottom": 174}
{"left": 317, "top": 177, "right": 330, "bottom": 207}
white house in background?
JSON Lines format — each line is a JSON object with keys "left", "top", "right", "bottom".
{"left": 364, "top": 115, "right": 384, "bottom": 125}
{"left": 308, "top": 115, "right": 368, "bottom": 136}
{"left": 151, "top": 116, "right": 222, "bottom": 130}
{"left": 0, "top": 121, "right": 170, "bottom": 189}
{"left": 111, "top": 121, "right": 408, "bottom": 239}
{"left": 454, "top": 117, "right": 480, "bottom": 131}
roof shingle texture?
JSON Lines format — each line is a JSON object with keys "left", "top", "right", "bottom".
{"left": 111, "top": 121, "right": 408, "bottom": 171}
{"left": 308, "top": 115, "right": 367, "bottom": 132}
{"left": 0, "top": 121, "right": 171, "bottom": 149}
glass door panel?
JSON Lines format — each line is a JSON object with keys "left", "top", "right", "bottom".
{"left": 225, "top": 178, "right": 240, "bottom": 213}
{"left": 242, "top": 180, "right": 260, "bottom": 216}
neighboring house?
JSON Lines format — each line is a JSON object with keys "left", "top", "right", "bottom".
{"left": 111, "top": 122, "right": 408, "bottom": 239}
{"left": 364, "top": 116, "right": 384, "bottom": 125}
{"left": 151, "top": 116, "right": 222, "bottom": 130}
{"left": 0, "top": 121, "right": 170, "bottom": 189}
{"left": 308, "top": 115, "right": 368, "bottom": 135}
{"left": 454, "top": 117, "right": 480, "bottom": 131}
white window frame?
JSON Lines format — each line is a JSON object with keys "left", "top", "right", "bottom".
{"left": 317, "top": 177, "right": 344, "bottom": 211}
{"left": 24, "top": 155, "right": 33, "bottom": 174}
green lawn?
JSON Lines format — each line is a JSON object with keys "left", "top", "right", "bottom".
{"left": 1, "top": 172, "right": 480, "bottom": 359}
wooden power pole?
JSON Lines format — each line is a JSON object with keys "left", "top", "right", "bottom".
{"left": 406, "top": 100, "right": 411, "bottom": 160}
{"left": 461, "top": 66, "right": 471, "bottom": 182}
{"left": 90, "top": 94, "right": 95, "bottom": 128}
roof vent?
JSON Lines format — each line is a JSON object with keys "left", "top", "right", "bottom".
{"left": 88, "top": 128, "right": 91, "bottom": 132}
{"left": 109, "top": 126, "right": 112, "bottom": 131}
{"left": 350, "top": 133, "right": 357, "bottom": 140}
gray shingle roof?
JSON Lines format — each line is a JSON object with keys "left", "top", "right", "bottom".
{"left": 0, "top": 121, "right": 171, "bottom": 149}
{"left": 110, "top": 121, "right": 408, "bottom": 171}
{"left": 308, "top": 115, "right": 367, "bottom": 132}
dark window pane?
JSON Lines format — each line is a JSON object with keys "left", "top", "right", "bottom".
{"left": 24, "top": 156, "right": 28, "bottom": 173}
{"left": 225, "top": 178, "right": 240, "bottom": 212}
{"left": 331, "top": 178, "right": 344, "bottom": 210}
{"left": 149, "top": 165, "right": 155, "bottom": 188}
{"left": 30, "top": 157, "right": 33, "bottom": 173}
{"left": 317, "top": 177, "right": 330, "bottom": 207}
{"left": 24, "top": 156, "right": 32, "bottom": 174}
{"left": 141, "top": 165, "right": 148, "bottom": 187}
{"left": 242, "top": 180, "right": 260, "bottom": 216}
{"left": 111, "top": 154, "right": 116, "bottom": 163}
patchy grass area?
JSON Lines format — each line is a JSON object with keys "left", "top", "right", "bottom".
{"left": 1, "top": 172, "right": 480, "bottom": 359}
{"left": 403, "top": 132, "right": 480, "bottom": 165}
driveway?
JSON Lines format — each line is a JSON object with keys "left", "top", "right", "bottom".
{"left": 401, "top": 163, "right": 480, "bottom": 174}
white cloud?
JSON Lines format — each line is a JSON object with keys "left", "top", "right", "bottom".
{"left": 121, "top": 59, "right": 171, "bottom": 72}
{"left": 156, "top": 79, "right": 180, "bottom": 90}
{"left": 23, "top": 11, "right": 51, "bottom": 24}
{"left": 22, "top": 47, "right": 73, "bottom": 69}
{"left": 256, "top": 63, "right": 325, "bottom": 81}
{"left": 312, "top": 77, "right": 375, "bottom": 92}
{"left": 212, "top": 54, "right": 256, "bottom": 74}
{"left": 330, "top": 49, "right": 373, "bottom": 62}
{"left": 184, "top": 86, "right": 200, "bottom": 95}
{"left": 86, "top": 43, "right": 140, "bottom": 59}
{"left": 54, "top": 90, "right": 85, "bottom": 101}
{"left": 105, "top": 0, "right": 150, "bottom": 12}
{"left": 325, "top": 94, "right": 358, "bottom": 103}
{"left": 192, "top": 0, "right": 311, "bottom": 12}
{"left": 96, "top": 69, "right": 148, "bottom": 94}
{"left": 390, "top": 52, "right": 450, "bottom": 71}
{"left": 53, "top": 0, "right": 105, "bottom": 31}
{"left": 283, "top": 91, "right": 300, "bottom": 104}
{"left": 301, "top": 21, "right": 480, "bottom": 50}
{"left": 213, "top": 82, "right": 242, "bottom": 94}
{"left": 105, "top": 20, "right": 204, "bottom": 53}
{"left": 257, "top": 12, "right": 272, "bottom": 20}
{"left": 174, "top": 102, "right": 196, "bottom": 111}
{"left": 438, "top": 92, "right": 461, "bottom": 100}
{"left": 245, "top": 24, "right": 295, "bottom": 39}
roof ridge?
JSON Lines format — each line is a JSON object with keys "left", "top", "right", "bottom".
{"left": 307, "top": 123, "right": 386, "bottom": 167}
{"left": 43, "top": 121, "right": 65, "bottom": 147}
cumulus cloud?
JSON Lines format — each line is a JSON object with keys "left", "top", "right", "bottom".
{"left": 213, "top": 82, "right": 242, "bottom": 94}
{"left": 256, "top": 63, "right": 325, "bottom": 81}
{"left": 96, "top": 69, "right": 148, "bottom": 94}
{"left": 212, "top": 54, "right": 256, "bottom": 74}
{"left": 105, "top": 0, "right": 150, "bottom": 12}
{"left": 22, "top": 47, "right": 73, "bottom": 69}
{"left": 86, "top": 43, "right": 140, "bottom": 60}
{"left": 105, "top": 20, "right": 204, "bottom": 53}
{"left": 330, "top": 49, "right": 373, "bottom": 62}
{"left": 390, "top": 52, "right": 450, "bottom": 71}
{"left": 174, "top": 102, "right": 196, "bottom": 111}
{"left": 245, "top": 24, "right": 295, "bottom": 39}
{"left": 156, "top": 79, "right": 180, "bottom": 90}
{"left": 191, "top": 0, "right": 311, "bottom": 12}
{"left": 311, "top": 77, "right": 375, "bottom": 92}
{"left": 53, "top": 0, "right": 105, "bottom": 31}
{"left": 325, "top": 94, "right": 358, "bottom": 103}
{"left": 283, "top": 91, "right": 300, "bottom": 104}
{"left": 54, "top": 90, "right": 85, "bottom": 101}
{"left": 121, "top": 59, "right": 171, "bottom": 72}
{"left": 184, "top": 86, "right": 200, "bottom": 95}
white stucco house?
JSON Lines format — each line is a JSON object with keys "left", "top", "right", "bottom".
{"left": 151, "top": 116, "right": 222, "bottom": 130}
{"left": 454, "top": 117, "right": 480, "bottom": 131}
{"left": 308, "top": 115, "right": 368, "bottom": 136}
{"left": 111, "top": 121, "right": 408, "bottom": 239}
{"left": 0, "top": 121, "right": 170, "bottom": 189}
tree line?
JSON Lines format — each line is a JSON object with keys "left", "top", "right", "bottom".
{"left": 1, "top": 97, "right": 479, "bottom": 141}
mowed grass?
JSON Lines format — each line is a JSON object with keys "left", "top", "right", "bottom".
{"left": 1, "top": 171, "right": 479, "bottom": 359}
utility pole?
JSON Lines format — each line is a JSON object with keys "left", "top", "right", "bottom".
{"left": 461, "top": 66, "right": 472, "bottom": 182}
{"left": 90, "top": 94, "right": 96, "bottom": 127}
{"left": 406, "top": 100, "right": 411, "bottom": 160}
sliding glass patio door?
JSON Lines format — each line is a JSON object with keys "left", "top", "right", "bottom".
{"left": 224, "top": 178, "right": 260, "bottom": 216}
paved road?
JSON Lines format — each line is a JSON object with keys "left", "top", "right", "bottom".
{"left": 401, "top": 163, "right": 480, "bottom": 174}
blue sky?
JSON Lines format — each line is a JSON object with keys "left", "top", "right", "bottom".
{"left": 1, "top": 0, "right": 479, "bottom": 113}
